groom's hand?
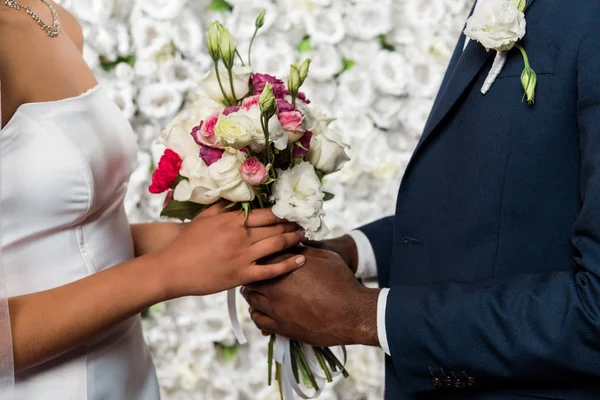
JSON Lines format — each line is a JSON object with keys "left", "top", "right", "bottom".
{"left": 242, "top": 247, "right": 380, "bottom": 347}
{"left": 303, "top": 235, "right": 359, "bottom": 274}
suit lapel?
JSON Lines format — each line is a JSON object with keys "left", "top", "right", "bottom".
{"left": 413, "top": 0, "right": 539, "bottom": 156}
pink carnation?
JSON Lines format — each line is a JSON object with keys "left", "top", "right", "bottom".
{"left": 252, "top": 73, "right": 288, "bottom": 99}
{"left": 149, "top": 149, "right": 182, "bottom": 194}
{"left": 240, "top": 157, "right": 269, "bottom": 185}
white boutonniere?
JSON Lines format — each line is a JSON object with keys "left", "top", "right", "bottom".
{"left": 464, "top": 0, "right": 536, "bottom": 104}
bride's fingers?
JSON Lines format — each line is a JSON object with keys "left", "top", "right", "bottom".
{"left": 247, "top": 223, "right": 301, "bottom": 244}
{"left": 244, "top": 208, "right": 286, "bottom": 228}
{"left": 249, "top": 231, "right": 305, "bottom": 261}
{"left": 240, "top": 255, "right": 305, "bottom": 284}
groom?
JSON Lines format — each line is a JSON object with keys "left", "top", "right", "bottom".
{"left": 243, "top": 0, "right": 600, "bottom": 398}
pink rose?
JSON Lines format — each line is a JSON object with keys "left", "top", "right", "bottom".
{"left": 242, "top": 95, "right": 260, "bottom": 110}
{"left": 200, "top": 145, "right": 224, "bottom": 166}
{"left": 240, "top": 157, "right": 269, "bottom": 185}
{"left": 278, "top": 110, "right": 304, "bottom": 141}
{"left": 191, "top": 113, "right": 219, "bottom": 147}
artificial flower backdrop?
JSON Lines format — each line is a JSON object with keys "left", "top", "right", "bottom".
{"left": 54, "top": 0, "right": 474, "bottom": 398}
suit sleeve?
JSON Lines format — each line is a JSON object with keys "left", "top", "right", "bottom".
{"left": 358, "top": 216, "right": 395, "bottom": 288}
{"left": 385, "top": 11, "right": 600, "bottom": 394}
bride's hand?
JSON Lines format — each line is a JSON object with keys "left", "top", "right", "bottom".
{"left": 154, "top": 202, "right": 306, "bottom": 299}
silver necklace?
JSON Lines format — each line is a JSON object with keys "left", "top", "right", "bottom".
{"left": 4, "top": 0, "right": 60, "bottom": 37}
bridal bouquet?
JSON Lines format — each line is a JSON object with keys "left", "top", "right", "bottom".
{"left": 148, "top": 10, "right": 350, "bottom": 399}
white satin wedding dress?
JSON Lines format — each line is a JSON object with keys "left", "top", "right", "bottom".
{"left": 0, "top": 85, "right": 160, "bottom": 399}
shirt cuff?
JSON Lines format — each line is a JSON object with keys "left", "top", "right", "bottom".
{"left": 377, "top": 288, "right": 391, "bottom": 355}
{"left": 348, "top": 230, "right": 378, "bottom": 279}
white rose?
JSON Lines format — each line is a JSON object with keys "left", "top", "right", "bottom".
{"left": 173, "top": 157, "right": 221, "bottom": 205}
{"left": 307, "top": 129, "right": 350, "bottom": 174}
{"left": 157, "top": 115, "right": 199, "bottom": 159}
{"left": 236, "top": 106, "right": 287, "bottom": 151}
{"left": 191, "top": 96, "right": 226, "bottom": 121}
{"left": 207, "top": 151, "right": 255, "bottom": 202}
{"left": 295, "top": 103, "right": 334, "bottom": 135}
{"left": 197, "top": 66, "right": 251, "bottom": 103}
{"left": 464, "top": 0, "right": 526, "bottom": 52}
{"left": 270, "top": 162, "right": 329, "bottom": 240}
{"left": 214, "top": 113, "right": 255, "bottom": 150}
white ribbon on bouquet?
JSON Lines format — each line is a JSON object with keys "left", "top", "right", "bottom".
{"left": 228, "top": 289, "right": 346, "bottom": 399}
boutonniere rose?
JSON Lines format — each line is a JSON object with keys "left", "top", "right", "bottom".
{"left": 464, "top": 0, "right": 536, "bottom": 104}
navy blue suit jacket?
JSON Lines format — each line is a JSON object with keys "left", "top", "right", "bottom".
{"left": 359, "top": 0, "right": 600, "bottom": 398}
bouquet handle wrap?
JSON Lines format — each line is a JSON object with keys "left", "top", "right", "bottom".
{"left": 481, "top": 51, "right": 507, "bottom": 94}
{"left": 0, "top": 83, "right": 16, "bottom": 398}
{"left": 228, "top": 288, "right": 247, "bottom": 344}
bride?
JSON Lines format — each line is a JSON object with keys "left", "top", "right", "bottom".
{"left": 0, "top": 1, "right": 306, "bottom": 398}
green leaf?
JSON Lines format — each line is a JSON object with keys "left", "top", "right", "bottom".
{"left": 297, "top": 36, "right": 312, "bottom": 53}
{"left": 378, "top": 34, "right": 396, "bottom": 52}
{"left": 99, "top": 55, "right": 137, "bottom": 72}
{"left": 217, "top": 344, "right": 238, "bottom": 361}
{"left": 209, "top": 0, "right": 233, "bottom": 12}
{"left": 341, "top": 57, "right": 356, "bottom": 72}
{"left": 323, "top": 192, "right": 335, "bottom": 201}
{"left": 161, "top": 200, "right": 209, "bottom": 221}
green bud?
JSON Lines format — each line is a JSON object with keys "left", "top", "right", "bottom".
{"left": 255, "top": 9, "right": 266, "bottom": 29}
{"left": 298, "top": 58, "right": 311, "bottom": 85}
{"left": 207, "top": 22, "right": 221, "bottom": 61}
{"left": 259, "top": 83, "right": 277, "bottom": 116}
{"left": 219, "top": 28, "right": 236, "bottom": 69}
{"left": 288, "top": 64, "right": 300, "bottom": 96}
{"left": 520, "top": 67, "right": 537, "bottom": 105}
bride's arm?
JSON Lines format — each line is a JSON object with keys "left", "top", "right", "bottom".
{"left": 8, "top": 206, "right": 306, "bottom": 372}
{"left": 130, "top": 222, "right": 184, "bottom": 256}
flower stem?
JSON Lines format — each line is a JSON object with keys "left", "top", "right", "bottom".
{"left": 235, "top": 49, "right": 245, "bottom": 66}
{"left": 248, "top": 28, "right": 259, "bottom": 67}
{"left": 294, "top": 341, "right": 319, "bottom": 391}
{"left": 515, "top": 44, "right": 530, "bottom": 69}
{"left": 214, "top": 62, "right": 232, "bottom": 106}
{"left": 227, "top": 68, "right": 238, "bottom": 104}
{"left": 314, "top": 347, "right": 333, "bottom": 382}
{"left": 268, "top": 334, "right": 275, "bottom": 385}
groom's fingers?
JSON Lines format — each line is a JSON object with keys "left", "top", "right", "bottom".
{"left": 241, "top": 288, "right": 273, "bottom": 316}
{"left": 249, "top": 308, "right": 278, "bottom": 334}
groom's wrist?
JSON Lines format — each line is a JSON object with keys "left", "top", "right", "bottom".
{"left": 345, "top": 287, "right": 380, "bottom": 347}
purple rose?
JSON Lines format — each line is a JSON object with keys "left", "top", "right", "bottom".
{"left": 200, "top": 145, "right": 224, "bottom": 166}
{"left": 277, "top": 99, "right": 295, "bottom": 113}
{"left": 223, "top": 105, "right": 241, "bottom": 115}
{"left": 293, "top": 131, "right": 313, "bottom": 157}
{"left": 252, "top": 73, "right": 289, "bottom": 99}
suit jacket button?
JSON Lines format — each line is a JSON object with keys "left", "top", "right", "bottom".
{"left": 430, "top": 377, "right": 443, "bottom": 389}
{"left": 454, "top": 378, "right": 466, "bottom": 389}
{"left": 443, "top": 376, "right": 453, "bottom": 387}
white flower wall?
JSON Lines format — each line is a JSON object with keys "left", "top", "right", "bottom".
{"left": 55, "top": 0, "right": 474, "bottom": 398}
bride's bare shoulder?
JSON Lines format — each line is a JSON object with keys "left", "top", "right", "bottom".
{"left": 52, "top": 2, "right": 84, "bottom": 52}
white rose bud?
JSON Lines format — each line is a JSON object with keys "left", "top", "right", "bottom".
{"left": 288, "top": 64, "right": 300, "bottom": 96}
{"left": 207, "top": 22, "right": 221, "bottom": 61}
{"left": 464, "top": 0, "right": 526, "bottom": 52}
{"left": 259, "top": 83, "right": 276, "bottom": 117}
{"left": 298, "top": 58, "right": 311, "bottom": 85}
{"left": 255, "top": 9, "right": 266, "bottom": 29}
{"left": 307, "top": 129, "right": 350, "bottom": 174}
{"left": 219, "top": 28, "right": 236, "bottom": 69}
